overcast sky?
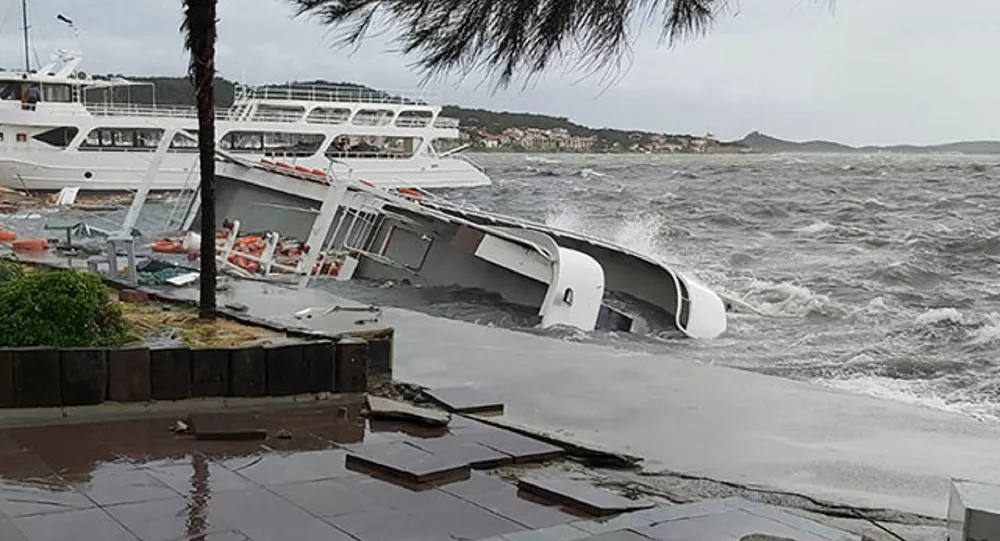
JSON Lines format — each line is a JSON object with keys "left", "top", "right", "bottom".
{"left": 1, "top": 0, "right": 997, "bottom": 146}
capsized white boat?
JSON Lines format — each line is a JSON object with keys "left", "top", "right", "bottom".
{"left": 173, "top": 157, "right": 727, "bottom": 339}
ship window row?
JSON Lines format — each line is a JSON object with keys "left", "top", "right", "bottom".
{"left": 248, "top": 106, "right": 437, "bottom": 128}
{"left": 63, "top": 127, "right": 422, "bottom": 158}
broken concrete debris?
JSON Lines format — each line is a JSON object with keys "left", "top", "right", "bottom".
{"left": 366, "top": 395, "right": 451, "bottom": 426}
{"left": 426, "top": 385, "right": 506, "bottom": 415}
{"left": 517, "top": 476, "right": 656, "bottom": 517}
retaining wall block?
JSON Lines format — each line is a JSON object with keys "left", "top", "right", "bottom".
{"left": 60, "top": 348, "right": 108, "bottom": 406}
{"left": 0, "top": 349, "right": 13, "bottom": 407}
{"left": 108, "top": 347, "right": 152, "bottom": 403}
{"left": 302, "top": 340, "right": 335, "bottom": 393}
{"left": 228, "top": 346, "right": 267, "bottom": 397}
{"left": 150, "top": 347, "right": 192, "bottom": 401}
{"left": 12, "top": 347, "right": 61, "bottom": 408}
{"left": 335, "top": 338, "right": 369, "bottom": 393}
{"left": 191, "top": 348, "right": 229, "bottom": 397}
{"left": 368, "top": 336, "right": 393, "bottom": 378}
{"left": 265, "top": 342, "right": 307, "bottom": 396}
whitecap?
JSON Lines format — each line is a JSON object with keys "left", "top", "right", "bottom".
{"left": 914, "top": 307, "right": 963, "bottom": 326}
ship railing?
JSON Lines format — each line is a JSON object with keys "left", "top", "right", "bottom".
{"left": 433, "top": 117, "right": 460, "bottom": 129}
{"left": 325, "top": 150, "right": 416, "bottom": 160}
{"left": 83, "top": 103, "right": 233, "bottom": 121}
{"left": 236, "top": 83, "right": 437, "bottom": 106}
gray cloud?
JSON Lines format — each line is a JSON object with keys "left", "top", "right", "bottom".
{"left": 5, "top": 0, "right": 998, "bottom": 145}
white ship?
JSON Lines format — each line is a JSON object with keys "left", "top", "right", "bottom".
{"left": 0, "top": 47, "right": 489, "bottom": 192}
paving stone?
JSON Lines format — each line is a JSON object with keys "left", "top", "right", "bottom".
{"left": 12, "top": 348, "right": 60, "bottom": 408}
{"left": 721, "top": 498, "right": 859, "bottom": 541}
{"left": 367, "top": 395, "right": 451, "bottom": 427}
{"left": 345, "top": 441, "right": 471, "bottom": 485}
{"left": 107, "top": 346, "right": 152, "bottom": 403}
{"left": 574, "top": 499, "right": 745, "bottom": 536}
{"left": 0, "top": 517, "right": 27, "bottom": 541}
{"left": 470, "top": 488, "right": 583, "bottom": 530}
{"left": 302, "top": 340, "right": 335, "bottom": 393}
{"left": 191, "top": 348, "right": 229, "bottom": 397}
{"left": 635, "top": 508, "right": 832, "bottom": 541}
{"left": 325, "top": 507, "right": 452, "bottom": 541}
{"left": 408, "top": 436, "right": 514, "bottom": 469}
{"left": 579, "top": 530, "right": 655, "bottom": 541}
{"left": 287, "top": 448, "right": 355, "bottom": 480}
{"left": 59, "top": 348, "right": 108, "bottom": 406}
{"left": 220, "top": 453, "right": 333, "bottom": 486}
{"left": 335, "top": 337, "right": 368, "bottom": 393}
{"left": 501, "top": 523, "right": 593, "bottom": 541}
{"left": 426, "top": 386, "right": 505, "bottom": 415}
{"left": 0, "top": 349, "right": 14, "bottom": 407}
{"left": 518, "top": 477, "right": 655, "bottom": 517}
{"left": 149, "top": 347, "right": 191, "bottom": 401}
{"left": 190, "top": 413, "right": 267, "bottom": 441}
{"left": 143, "top": 458, "right": 253, "bottom": 495}
{"left": 208, "top": 486, "right": 356, "bottom": 541}
{"left": 75, "top": 464, "right": 181, "bottom": 506}
{"left": 441, "top": 471, "right": 516, "bottom": 500}
{"left": 104, "top": 496, "right": 227, "bottom": 541}
{"left": 227, "top": 346, "right": 266, "bottom": 397}
{"left": 13, "top": 508, "right": 139, "bottom": 541}
{"left": 0, "top": 483, "right": 96, "bottom": 517}
{"left": 271, "top": 478, "right": 374, "bottom": 517}
{"left": 473, "top": 429, "right": 565, "bottom": 464}
{"left": 265, "top": 343, "right": 307, "bottom": 396}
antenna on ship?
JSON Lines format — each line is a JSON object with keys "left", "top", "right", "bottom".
{"left": 20, "top": 0, "right": 30, "bottom": 72}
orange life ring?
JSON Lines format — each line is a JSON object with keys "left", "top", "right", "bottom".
{"left": 151, "top": 239, "right": 186, "bottom": 254}
{"left": 0, "top": 229, "right": 16, "bottom": 242}
{"left": 11, "top": 238, "right": 48, "bottom": 251}
{"left": 397, "top": 187, "right": 422, "bottom": 198}
{"left": 359, "top": 180, "right": 375, "bottom": 188}
{"left": 275, "top": 162, "right": 292, "bottom": 169}
{"left": 311, "top": 169, "right": 327, "bottom": 177}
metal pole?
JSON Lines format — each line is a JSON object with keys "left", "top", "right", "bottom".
{"left": 21, "top": 0, "right": 29, "bottom": 72}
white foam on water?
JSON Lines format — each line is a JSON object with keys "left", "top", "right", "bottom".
{"left": 914, "top": 307, "right": 963, "bottom": 326}
{"left": 795, "top": 221, "right": 834, "bottom": 234}
{"left": 815, "top": 375, "right": 999, "bottom": 422}
{"left": 578, "top": 168, "right": 607, "bottom": 179}
{"left": 969, "top": 312, "right": 1000, "bottom": 345}
{"left": 737, "top": 280, "right": 839, "bottom": 319}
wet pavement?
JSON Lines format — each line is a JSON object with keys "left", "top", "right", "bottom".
{"left": 174, "top": 280, "right": 1000, "bottom": 519}
{"left": 0, "top": 401, "right": 595, "bottom": 541}
{"left": 2, "top": 247, "right": 989, "bottom": 519}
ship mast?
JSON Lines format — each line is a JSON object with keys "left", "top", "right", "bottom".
{"left": 20, "top": 0, "right": 29, "bottom": 72}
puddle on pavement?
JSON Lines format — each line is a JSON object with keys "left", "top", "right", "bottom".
{"left": 0, "top": 401, "right": 587, "bottom": 541}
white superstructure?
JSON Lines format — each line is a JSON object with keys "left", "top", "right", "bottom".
{"left": 0, "top": 48, "right": 489, "bottom": 192}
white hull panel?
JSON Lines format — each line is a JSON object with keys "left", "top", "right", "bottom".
{"left": 0, "top": 154, "right": 489, "bottom": 192}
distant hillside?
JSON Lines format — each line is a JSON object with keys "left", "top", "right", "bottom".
{"left": 737, "top": 131, "right": 855, "bottom": 153}
{"left": 90, "top": 76, "right": 742, "bottom": 153}
{"left": 738, "top": 131, "right": 1000, "bottom": 155}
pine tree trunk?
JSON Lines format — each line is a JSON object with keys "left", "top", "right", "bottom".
{"left": 186, "top": 0, "right": 217, "bottom": 319}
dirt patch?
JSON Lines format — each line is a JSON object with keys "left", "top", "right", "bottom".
{"left": 119, "top": 298, "right": 285, "bottom": 348}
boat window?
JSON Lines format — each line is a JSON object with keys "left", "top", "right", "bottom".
{"left": 352, "top": 109, "right": 395, "bottom": 126}
{"left": 305, "top": 107, "right": 352, "bottom": 125}
{"left": 219, "top": 130, "right": 325, "bottom": 158}
{"left": 79, "top": 128, "right": 165, "bottom": 151}
{"left": 395, "top": 110, "right": 432, "bottom": 128}
{"left": 250, "top": 105, "right": 305, "bottom": 123}
{"left": 41, "top": 84, "right": 72, "bottom": 103}
{"left": 326, "top": 135, "right": 422, "bottom": 159}
{"left": 32, "top": 126, "right": 79, "bottom": 148}
{"left": 168, "top": 130, "right": 199, "bottom": 152}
